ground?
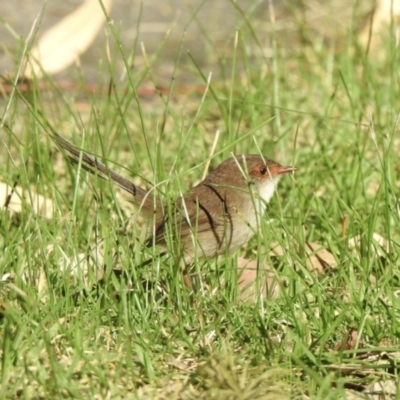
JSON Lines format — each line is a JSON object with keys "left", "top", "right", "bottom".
{"left": 0, "top": 1, "right": 399, "bottom": 399}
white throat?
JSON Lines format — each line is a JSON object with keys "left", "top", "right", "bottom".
{"left": 257, "top": 176, "right": 280, "bottom": 205}
{"left": 243, "top": 176, "right": 281, "bottom": 231}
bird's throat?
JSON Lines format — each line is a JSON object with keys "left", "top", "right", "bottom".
{"left": 257, "top": 176, "right": 280, "bottom": 205}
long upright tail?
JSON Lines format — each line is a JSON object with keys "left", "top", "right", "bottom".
{"left": 52, "top": 132, "right": 160, "bottom": 215}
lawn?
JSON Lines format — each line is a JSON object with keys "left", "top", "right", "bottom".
{"left": 1, "top": 1, "right": 400, "bottom": 399}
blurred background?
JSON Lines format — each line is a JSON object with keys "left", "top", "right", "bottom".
{"left": 0, "top": 0, "right": 378, "bottom": 84}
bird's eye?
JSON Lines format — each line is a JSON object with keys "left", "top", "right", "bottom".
{"left": 259, "top": 166, "right": 267, "bottom": 175}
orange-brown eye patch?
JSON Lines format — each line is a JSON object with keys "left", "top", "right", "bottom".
{"left": 250, "top": 163, "right": 297, "bottom": 177}
{"left": 250, "top": 163, "right": 270, "bottom": 177}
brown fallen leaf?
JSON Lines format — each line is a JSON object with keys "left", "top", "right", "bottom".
{"left": 368, "top": 380, "right": 397, "bottom": 398}
{"left": 270, "top": 242, "right": 286, "bottom": 257}
{"left": 237, "top": 257, "right": 280, "bottom": 302}
{"left": 24, "top": 0, "right": 113, "bottom": 79}
{"left": 359, "top": 0, "right": 400, "bottom": 50}
{"left": 0, "top": 182, "right": 54, "bottom": 218}
{"left": 325, "top": 350, "right": 400, "bottom": 397}
{"left": 305, "top": 242, "right": 337, "bottom": 273}
{"left": 348, "top": 233, "right": 389, "bottom": 258}
{"left": 270, "top": 241, "right": 337, "bottom": 274}
{"left": 329, "top": 274, "right": 377, "bottom": 304}
{"left": 56, "top": 248, "right": 105, "bottom": 286}
{"left": 335, "top": 328, "right": 363, "bottom": 351}
{"left": 37, "top": 267, "right": 48, "bottom": 296}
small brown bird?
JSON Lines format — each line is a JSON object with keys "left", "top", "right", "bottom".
{"left": 53, "top": 133, "right": 296, "bottom": 263}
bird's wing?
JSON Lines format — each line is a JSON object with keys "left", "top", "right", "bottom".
{"left": 150, "top": 184, "right": 234, "bottom": 251}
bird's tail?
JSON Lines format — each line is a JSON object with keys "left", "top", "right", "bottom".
{"left": 52, "top": 132, "right": 161, "bottom": 216}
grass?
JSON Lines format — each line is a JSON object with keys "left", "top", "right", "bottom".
{"left": 1, "top": 1, "right": 400, "bottom": 399}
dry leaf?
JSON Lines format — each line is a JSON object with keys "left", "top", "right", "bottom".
{"left": 348, "top": 233, "right": 389, "bottom": 258}
{"left": 270, "top": 241, "right": 337, "bottom": 274}
{"left": 334, "top": 274, "right": 377, "bottom": 304}
{"left": 270, "top": 242, "right": 285, "bottom": 257}
{"left": 343, "top": 390, "right": 368, "bottom": 400}
{"left": 0, "top": 182, "right": 54, "bottom": 218}
{"left": 305, "top": 242, "right": 337, "bottom": 273}
{"left": 359, "top": 0, "right": 400, "bottom": 49}
{"left": 24, "top": 0, "right": 113, "bottom": 79}
{"left": 1, "top": 273, "right": 13, "bottom": 282}
{"left": 12, "top": 245, "right": 105, "bottom": 297}
{"left": 326, "top": 350, "right": 400, "bottom": 399}
{"left": 368, "top": 380, "right": 397, "bottom": 398}
{"left": 57, "top": 248, "right": 105, "bottom": 286}
{"left": 37, "top": 267, "right": 48, "bottom": 295}
{"left": 335, "top": 328, "right": 363, "bottom": 351}
{"left": 237, "top": 257, "right": 280, "bottom": 302}
{"left": 348, "top": 233, "right": 388, "bottom": 250}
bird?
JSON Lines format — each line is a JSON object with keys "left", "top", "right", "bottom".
{"left": 53, "top": 133, "right": 296, "bottom": 264}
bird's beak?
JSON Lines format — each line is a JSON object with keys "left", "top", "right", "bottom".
{"left": 269, "top": 165, "right": 297, "bottom": 176}
{"left": 278, "top": 165, "right": 297, "bottom": 175}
